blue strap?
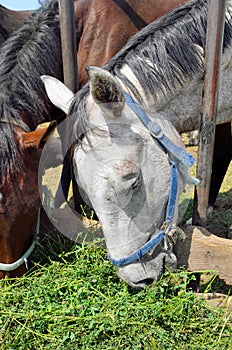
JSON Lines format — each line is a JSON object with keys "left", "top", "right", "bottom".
{"left": 108, "top": 161, "right": 178, "bottom": 267}
{"left": 108, "top": 231, "right": 165, "bottom": 267}
{"left": 166, "top": 161, "right": 178, "bottom": 224}
{"left": 124, "top": 92, "right": 195, "bottom": 167}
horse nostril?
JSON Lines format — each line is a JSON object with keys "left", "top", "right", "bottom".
{"left": 135, "top": 278, "right": 154, "bottom": 287}
{"left": 142, "top": 278, "right": 154, "bottom": 285}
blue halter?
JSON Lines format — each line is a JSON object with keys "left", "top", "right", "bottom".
{"left": 108, "top": 92, "right": 195, "bottom": 267}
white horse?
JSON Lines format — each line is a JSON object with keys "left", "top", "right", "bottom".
{"left": 42, "top": 0, "right": 232, "bottom": 287}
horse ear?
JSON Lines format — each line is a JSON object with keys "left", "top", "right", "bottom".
{"left": 86, "top": 66, "right": 125, "bottom": 118}
{"left": 41, "top": 75, "right": 74, "bottom": 114}
{"left": 18, "top": 121, "right": 57, "bottom": 149}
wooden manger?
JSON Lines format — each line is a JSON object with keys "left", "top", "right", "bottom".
{"left": 175, "top": 225, "right": 232, "bottom": 286}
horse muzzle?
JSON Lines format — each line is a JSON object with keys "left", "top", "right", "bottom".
{"left": 116, "top": 248, "right": 177, "bottom": 288}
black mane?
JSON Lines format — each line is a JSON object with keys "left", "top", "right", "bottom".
{"left": 70, "top": 0, "right": 232, "bottom": 142}
{"left": 0, "top": 0, "right": 62, "bottom": 182}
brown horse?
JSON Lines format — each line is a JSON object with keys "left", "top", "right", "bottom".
{"left": 0, "top": 0, "right": 64, "bottom": 278}
{"left": 74, "top": 0, "right": 188, "bottom": 87}
{"left": 0, "top": 123, "right": 56, "bottom": 278}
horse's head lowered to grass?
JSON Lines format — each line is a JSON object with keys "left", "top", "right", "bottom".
{"left": 0, "top": 0, "right": 63, "bottom": 278}
{"left": 0, "top": 122, "right": 56, "bottom": 278}
{"left": 43, "top": 0, "right": 232, "bottom": 287}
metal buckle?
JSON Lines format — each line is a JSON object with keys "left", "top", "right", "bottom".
{"left": 164, "top": 223, "right": 186, "bottom": 245}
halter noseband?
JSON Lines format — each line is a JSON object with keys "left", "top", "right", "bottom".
{"left": 108, "top": 92, "right": 198, "bottom": 267}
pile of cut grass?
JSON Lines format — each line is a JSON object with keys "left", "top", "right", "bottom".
{"left": 0, "top": 235, "right": 231, "bottom": 350}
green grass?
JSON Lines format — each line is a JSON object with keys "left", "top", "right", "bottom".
{"left": 0, "top": 233, "right": 232, "bottom": 350}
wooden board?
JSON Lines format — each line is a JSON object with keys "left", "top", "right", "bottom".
{"left": 174, "top": 225, "right": 232, "bottom": 285}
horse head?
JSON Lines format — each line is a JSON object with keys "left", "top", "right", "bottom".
{"left": 0, "top": 0, "right": 64, "bottom": 278}
{"left": 0, "top": 122, "right": 56, "bottom": 278}
{"left": 42, "top": 70, "right": 196, "bottom": 288}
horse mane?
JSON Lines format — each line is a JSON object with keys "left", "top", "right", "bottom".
{"left": 0, "top": 5, "right": 11, "bottom": 42}
{"left": 108, "top": 0, "right": 232, "bottom": 102}
{"left": 70, "top": 0, "right": 232, "bottom": 143}
{"left": 0, "top": 0, "right": 62, "bottom": 183}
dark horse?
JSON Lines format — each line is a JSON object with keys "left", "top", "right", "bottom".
{"left": 0, "top": 0, "right": 64, "bottom": 278}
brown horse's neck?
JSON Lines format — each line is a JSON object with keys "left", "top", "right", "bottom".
{"left": 111, "top": 0, "right": 147, "bottom": 30}
{"left": 75, "top": 0, "right": 190, "bottom": 87}
{"left": 0, "top": 6, "right": 32, "bottom": 46}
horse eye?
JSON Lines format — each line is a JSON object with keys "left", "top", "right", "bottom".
{"left": 0, "top": 193, "right": 2, "bottom": 202}
{"left": 131, "top": 178, "right": 139, "bottom": 189}
{"left": 122, "top": 172, "right": 140, "bottom": 190}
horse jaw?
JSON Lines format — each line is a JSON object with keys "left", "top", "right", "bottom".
{"left": 41, "top": 75, "right": 74, "bottom": 114}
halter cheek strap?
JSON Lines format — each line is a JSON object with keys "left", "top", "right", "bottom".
{"left": 108, "top": 92, "right": 197, "bottom": 267}
{"left": 124, "top": 92, "right": 195, "bottom": 167}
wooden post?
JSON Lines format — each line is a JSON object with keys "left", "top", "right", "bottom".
{"left": 193, "top": 0, "right": 226, "bottom": 226}
{"left": 58, "top": 0, "right": 78, "bottom": 92}
{"left": 54, "top": 1, "right": 78, "bottom": 208}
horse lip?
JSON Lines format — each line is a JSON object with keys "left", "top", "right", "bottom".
{"left": 131, "top": 278, "right": 155, "bottom": 288}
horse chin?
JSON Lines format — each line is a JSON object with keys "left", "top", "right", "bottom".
{"left": 116, "top": 250, "right": 177, "bottom": 288}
